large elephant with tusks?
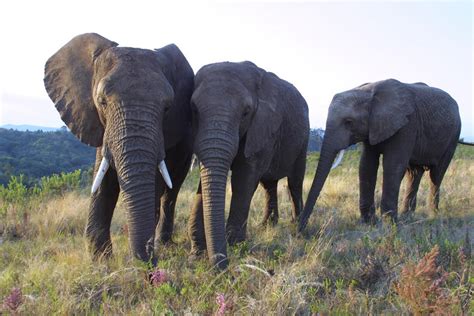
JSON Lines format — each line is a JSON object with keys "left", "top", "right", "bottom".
{"left": 44, "top": 33, "right": 194, "bottom": 264}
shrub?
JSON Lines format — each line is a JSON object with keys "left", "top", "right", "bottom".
{"left": 394, "top": 245, "right": 458, "bottom": 314}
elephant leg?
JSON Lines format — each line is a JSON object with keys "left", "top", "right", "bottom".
{"left": 428, "top": 149, "right": 454, "bottom": 212}
{"left": 359, "top": 145, "right": 380, "bottom": 224}
{"left": 401, "top": 165, "right": 424, "bottom": 215}
{"left": 156, "top": 189, "right": 178, "bottom": 245}
{"left": 260, "top": 179, "right": 279, "bottom": 226}
{"left": 226, "top": 165, "right": 259, "bottom": 245}
{"left": 288, "top": 150, "right": 306, "bottom": 222}
{"left": 188, "top": 181, "right": 207, "bottom": 256}
{"left": 85, "top": 149, "right": 120, "bottom": 259}
{"left": 380, "top": 154, "right": 408, "bottom": 223}
{"left": 155, "top": 141, "right": 193, "bottom": 245}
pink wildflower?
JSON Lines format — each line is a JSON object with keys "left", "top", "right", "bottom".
{"left": 3, "top": 287, "right": 22, "bottom": 312}
{"left": 215, "top": 293, "right": 227, "bottom": 316}
{"left": 150, "top": 268, "right": 168, "bottom": 286}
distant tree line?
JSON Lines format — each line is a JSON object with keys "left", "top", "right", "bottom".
{"left": 0, "top": 127, "right": 95, "bottom": 186}
{"left": 0, "top": 127, "right": 324, "bottom": 186}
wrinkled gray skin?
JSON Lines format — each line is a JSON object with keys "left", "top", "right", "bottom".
{"left": 299, "top": 79, "right": 461, "bottom": 231}
{"left": 188, "top": 61, "right": 309, "bottom": 269}
{"left": 44, "top": 33, "right": 194, "bottom": 263}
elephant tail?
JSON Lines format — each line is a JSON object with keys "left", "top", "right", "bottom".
{"left": 458, "top": 140, "right": 474, "bottom": 146}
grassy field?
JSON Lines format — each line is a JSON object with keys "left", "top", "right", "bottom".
{"left": 1, "top": 146, "right": 473, "bottom": 314}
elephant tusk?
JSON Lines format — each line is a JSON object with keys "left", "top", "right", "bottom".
{"left": 91, "top": 157, "right": 110, "bottom": 194}
{"left": 159, "top": 160, "right": 173, "bottom": 189}
{"left": 331, "top": 149, "right": 345, "bottom": 170}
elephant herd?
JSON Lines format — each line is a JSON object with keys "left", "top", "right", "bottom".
{"left": 44, "top": 33, "right": 468, "bottom": 270}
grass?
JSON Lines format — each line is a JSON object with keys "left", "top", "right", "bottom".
{"left": 1, "top": 146, "right": 473, "bottom": 314}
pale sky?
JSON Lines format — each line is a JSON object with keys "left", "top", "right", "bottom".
{"left": 0, "top": 0, "right": 472, "bottom": 139}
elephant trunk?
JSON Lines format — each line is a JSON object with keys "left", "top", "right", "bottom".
{"left": 111, "top": 107, "right": 163, "bottom": 263}
{"left": 118, "top": 159, "right": 157, "bottom": 262}
{"left": 299, "top": 135, "right": 339, "bottom": 232}
{"left": 197, "top": 125, "right": 239, "bottom": 270}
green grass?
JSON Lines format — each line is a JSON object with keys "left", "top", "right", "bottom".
{"left": 1, "top": 146, "right": 473, "bottom": 314}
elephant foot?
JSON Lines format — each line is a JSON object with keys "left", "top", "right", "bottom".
{"left": 261, "top": 213, "right": 279, "bottom": 227}
{"left": 360, "top": 213, "right": 378, "bottom": 226}
{"left": 189, "top": 241, "right": 207, "bottom": 260}
{"left": 154, "top": 237, "right": 177, "bottom": 249}
{"left": 87, "top": 238, "right": 113, "bottom": 261}
{"left": 399, "top": 211, "right": 414, "bottom": 224}
{"left": 381, "top": 210, "right": 398, "bottom": 225}
{"left": 227, "top": 233, "right": 246, "bottom": 246}
{"left": 226, "top": 225, "right": 247, "bottom": 246}
{"left": 188, "top": 250, "right": 206, "bottom": 263}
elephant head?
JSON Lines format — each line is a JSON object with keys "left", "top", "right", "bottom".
{"left": 191, "top": 61, "right": 283, "bottom": 268}
{"left": 44, "top": 33, "right": 193, "bottom": 262}
{"left": 299, "top": 79, "right": 414, "bottom": 231}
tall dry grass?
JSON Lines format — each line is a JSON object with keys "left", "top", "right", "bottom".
{"left": 1, "top": 146, "right": 472, "bottom": 314}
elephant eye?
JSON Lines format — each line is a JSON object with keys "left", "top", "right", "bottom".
{"left": 243, "top": 106, "right": 251, "bottom": 117}
{"left": 344, "top": 119, "right": 353, "bottom": 129}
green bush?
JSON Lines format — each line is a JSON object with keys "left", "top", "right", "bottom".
{"left": 0, "top": 170, "right": 90, "bottom": 218}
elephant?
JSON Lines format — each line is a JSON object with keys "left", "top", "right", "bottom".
{"left": 44, "top": 33, "right": 194, "bottom": 264}
{"left": 299, "top": 79, "right": 463, "bottom": 231}
{"left": 188, "top": 61, "right": 309, "bottom": 269}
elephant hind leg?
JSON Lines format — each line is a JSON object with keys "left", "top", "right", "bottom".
{"left": 401, "top": 165, "right": 424, "bottom": 215}
{"left": 260, "top": 179, "right": 279, "bottom": 226}
{"left": 287, "top": 148, "right": 306, "bottom": 222}
{"left": 428, "top": 147, "right": 457, "bottom": 212}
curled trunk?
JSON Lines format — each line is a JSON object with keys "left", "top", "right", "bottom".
{"left": 299, "top": 138, "right": 339, "bottom": 232}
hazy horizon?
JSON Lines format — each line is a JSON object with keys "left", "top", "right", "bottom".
{"left": 1, "top": 1, "right": 472, "bottom": 140}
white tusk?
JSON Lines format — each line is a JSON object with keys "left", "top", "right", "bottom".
{"left": 159, "top": 160, "right": 173, "bottom": 189}
{"left": 331, "top": 150, "right": 345, "bottom": 170}
{"left": 190, "top": 155, "right": 198, "bottom": 171}
{"left": 91, "top": 157, "right": 110, "bottom": 194}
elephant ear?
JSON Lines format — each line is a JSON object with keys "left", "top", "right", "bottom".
{"left": 368, "top": 79, "right": 414, "bottom": 145}
{"left": 244, "top": 72, "right": 283, "bottom": 158}
{"left": 44, "top": 33, "right": 118, "bottom": 147}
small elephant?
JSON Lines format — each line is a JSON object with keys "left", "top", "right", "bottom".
{"left": 188, "top": 61, "right": 309, "bottom": 269}
{"left": 299, "top": 79, "right": 462, "bottom": 231}
{"left": 44, "top": 33, "right": 194, "bottom": 263}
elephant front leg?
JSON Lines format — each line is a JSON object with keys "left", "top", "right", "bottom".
{"left": 226, "top": 165, "right": 260, "bottom": 245}
{"left": 155, "top": 189, "right": 178, "bottom": 244}
{"left": 85, "top": 150, "right": 120, "bottom": 259}
{"left": 155, "top": 143, "right": 192, "bottom": 245}
{"left": 380, "top": 155, "right": 408, "bottom": 223}
{"left": 188, "top": 181, "right": 207, "bottom": 256}
{"left": 359, "top": 145, "right": 380, "bottom": 224}
{"left": 260, "top": 180, "right": 279, "bottom": 226}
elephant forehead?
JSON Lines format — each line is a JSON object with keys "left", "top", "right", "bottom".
{"left": 332, "top": 90, "right": 371, "bottom": 107}
{"left": 104, "top": 47, "right": 163, "bottom": 71}
{"left": 193, "top": 81, "right": 251, "bottom": 105}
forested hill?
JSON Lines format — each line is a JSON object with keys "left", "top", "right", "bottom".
{"left": 0, "top": 127, "right": 324, "bottom": 186}
{"left": 0, "top": 127, "right": 96, "bottom": 185}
